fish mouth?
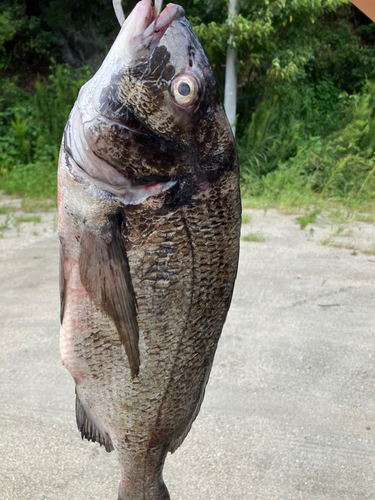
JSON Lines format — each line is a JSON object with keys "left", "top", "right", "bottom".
{"left": 130, "top": 1, "right": 185, "bottom": 61}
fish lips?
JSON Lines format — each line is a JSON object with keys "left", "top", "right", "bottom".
{"left": 130, "top": 2, "right": 186, "bottom": 62}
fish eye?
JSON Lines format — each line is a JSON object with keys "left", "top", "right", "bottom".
{"left": 172, "top": 76, "right": 198, "bottom": 107}
{"left": 178, "top": 82, "right": 191, "bottom": 96}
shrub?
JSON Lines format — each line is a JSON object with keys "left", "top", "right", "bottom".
{"left": 0, "top": 62, "right": 91, "bottom": 199}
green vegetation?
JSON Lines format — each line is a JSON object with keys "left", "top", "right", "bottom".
{"left": 0, "top": 63, "right": 91, "bottom": 199}
{"left": 0, "top": 213, "right": 11, "bottom": 231}
{"left": 242, "top": 231, "right": 266, "bottom": 242}
{"left": 241, "top": 213, "right": 251, "bottom": 224}
{"left": 240, "top": 80, "right": 375, "bottom": 212}
{"left": 295, "top": 207, "right": 321, "bottom": 229}
{"left": 14, "top": 214, "right": 41, "bottom": 223}
{"left": 0, "top": 0, "right": 374, "bottom": 214}
{"left": 0, "top": 204, "right": 16, "bottom": 214}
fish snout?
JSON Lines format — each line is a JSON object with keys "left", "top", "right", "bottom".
{"left": 131, "top": 2, "right": 185, "bottom": 61}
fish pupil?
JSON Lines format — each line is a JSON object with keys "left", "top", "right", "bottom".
{"left": 178, "top": 82, "right": 191, "bottom": 96}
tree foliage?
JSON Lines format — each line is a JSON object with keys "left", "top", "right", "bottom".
{"left": 0, "top": 0, "right": 374, "bottom": 208}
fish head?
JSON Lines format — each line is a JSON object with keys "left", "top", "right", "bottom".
{"left": 67, "top": 0, "right": 236, "bottom": 203}
{"left": 97, "top": 1, "right": 215, "bottom": 138}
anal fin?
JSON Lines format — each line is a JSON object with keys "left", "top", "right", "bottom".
{"left": 75, "top": 389, "right": 114, "bottom": 453}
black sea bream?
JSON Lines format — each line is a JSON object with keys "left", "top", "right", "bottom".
{"left": 58, "top": 1, "right": 241, "bottom": 498}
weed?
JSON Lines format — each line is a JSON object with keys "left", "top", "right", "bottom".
{"left": 242, "top": 231, "right": 266, "bottom": 242}
{"left": 0, "top": 205, "right": 17, "bottom": 214}
{"left": 0, "top": 215, "right": 11, "bottom": 231}
{"left": 329, "top": 208, "right": 351, "bottom": 224}
{"left": 331, "top": 224, "right": 347, "bottom": 236}
{"left": 14, "top": 215, "right": 41, "bottom": 224}
{"left": 295, "top": 207, "right": 321, "bottom": 229}
{"left": 0, "top": 63, "right": 91, "bottom": 201}
{"left": 354, "top": 213, "right": 375, "bottom": 223}
{"left": 241, "top": 213, "right": 251, "bottom": 224}
{"left": 323, "top": 240, "right": 356, "bottom": 252}
{"left": 21, "top": 198, "right": 56, "bottom": 213}
{"left": 239, "top": 81, "right": 375, "bottom": 214}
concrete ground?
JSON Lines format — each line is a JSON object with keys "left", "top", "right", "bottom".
{"left": 0, "top": 195, "right": 375, "bottom": 500}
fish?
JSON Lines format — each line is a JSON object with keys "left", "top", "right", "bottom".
{"left": 58, "top": 0, "right": 241, "bottom": 498}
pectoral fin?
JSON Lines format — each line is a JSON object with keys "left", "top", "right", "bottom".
{"left": 79, "top": 214, "right": 140, "bottom": 378}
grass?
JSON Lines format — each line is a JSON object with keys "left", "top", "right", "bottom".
{"left": 242, "top": 231, "right": 266, "bottom": 242}
{"left": 330, "top": 224, "right": 347, "bottom": 236}
{"left": 0, "top": 162, "right": 58, "bottom": 201}
{"left": 295, "top": 207, "right": 321, "bottom": 229}
{"left": 239, "top": 82, "right": 375, "bottom": 218}
{"left": 0, "top": 64, "right": 90, "bottom": 202}
{"left": 21, "top": 198, "right": 56, "bottom": 212}
{"left": 241, "top": 213, "right": 251, "bottom": 224}
{"left": 0, "top": 205, "right": 17, "bottom": 214}
{"left": 322, "top": 240, "right": 355, "bottom": 251}
{"left": 320, "top": 239, "right": 375, "bottom": 256}
{"left": 354, "top": 213, "right": 375, "bottom": 223}
{"left": 14, "top": 214, "right": 41, "bottom": 224}
{"left": 0, "top": 215, "right": 11, "bottom": 231}
{"left": 0, "top": 209, "right": 43, "bottom": 238}
{"left": 329, "top": 208, "right": 352, "bottom": 224}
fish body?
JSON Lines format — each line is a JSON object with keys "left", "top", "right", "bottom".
{"left": 58, "top": 1, "right": 241, "bottom": 498}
